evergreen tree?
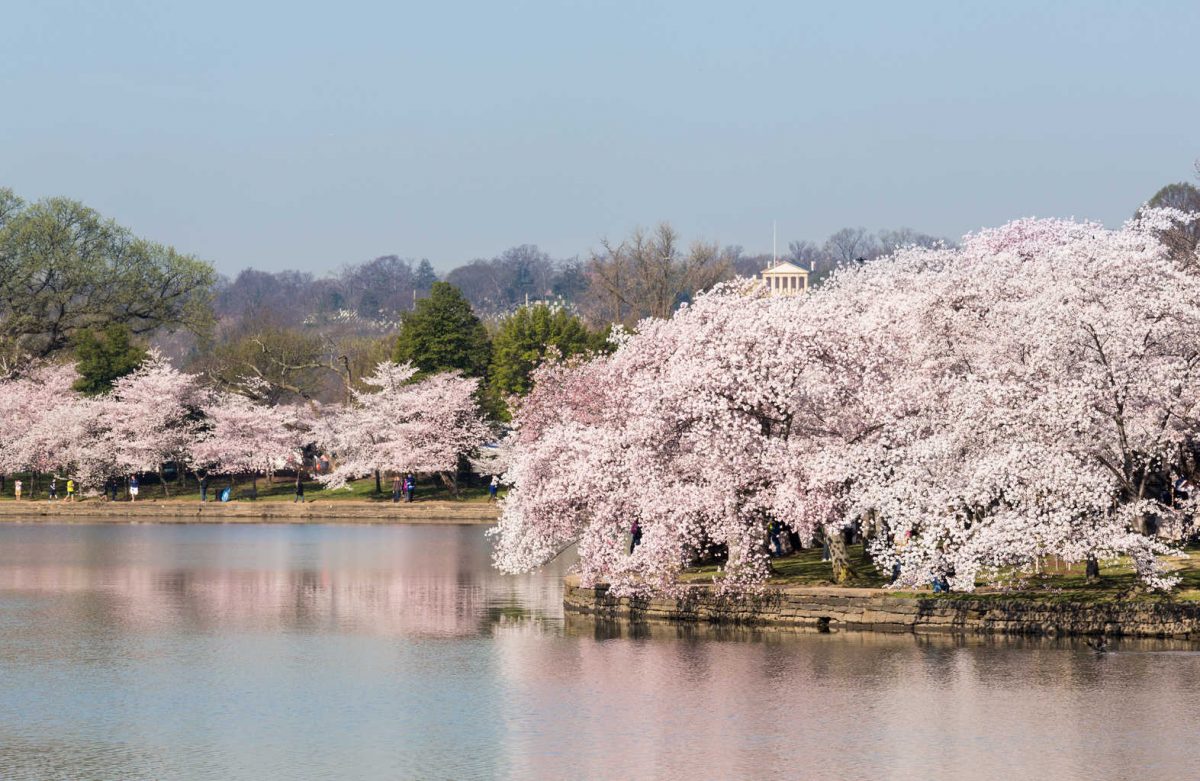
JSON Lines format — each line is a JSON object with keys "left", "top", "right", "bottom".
{"left": 393, "top": 282, "right": 491, "bottom": 379}
{"left": 414, "top": 259, "right": 438, "bottom": 293}
{"left": 72, "top": 323, "right": 149, "bottom": 395}
{"left": 489, "top": 304, "right": 601, "bottom": 400}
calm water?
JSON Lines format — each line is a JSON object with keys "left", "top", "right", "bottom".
{"left": 1, "top": 523, "right": 1198, "bottom": 781}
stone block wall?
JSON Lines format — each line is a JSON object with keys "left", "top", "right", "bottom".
{"left": 563, "top": 578, "right": 1200, "bottom": 639}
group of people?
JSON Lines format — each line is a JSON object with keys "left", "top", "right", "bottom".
{"left": 391, "top": 473, "right": 416, "bottom": 503}
{"left": 10, "top": 475, "right": 136, "bottom": 501}
{"left": 46, "top": 477, "right": 79, "bottom": 501}
{"left": 5, "top": 469, "right": 504, "bottom": 504}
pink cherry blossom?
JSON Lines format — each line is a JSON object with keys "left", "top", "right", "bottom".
{"left": 189, "top": 391, "right": 304, "bottom": 478}
{"left": 494, "top": 211, "right": 1200, "bottom": 595}
{"left": 315, "top": 362, "right": 492, "bottom": 489}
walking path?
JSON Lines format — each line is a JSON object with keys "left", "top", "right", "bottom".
{"left": 0, "top": 500, "right": 499, "bottom": 524}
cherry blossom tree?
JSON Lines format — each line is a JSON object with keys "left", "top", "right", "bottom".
{"left": 103, "top": 350, "right": 207, "bottom": 495}
{"left": 316, "top": 361, "right": 491, "bottom": 490}
{"left": 493, "top": 287, "right": 846, "bottom": 595}
{"left": 0, "top": 364, "right": 82, "bottom": 493}
{"left": 494, "top": 212, "right": 1200, "bottom": 595}
{"left": 850, "top": 213, "right": 1200, "bottom": 591}
{"left": 190, "top": 391, "right": 304, "bottom": 493}
{"left": 470, "top": 432, "right": 516, "bottom": 480}
{"left": 0, "top": 364, "right": 117, "bottom": 493}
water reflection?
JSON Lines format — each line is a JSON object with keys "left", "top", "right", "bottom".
{"left": 0, "top": 523, "right": 1198, "bottom": 781}
{"left": 0, "top": 523, "right": 564, "bottom": 639}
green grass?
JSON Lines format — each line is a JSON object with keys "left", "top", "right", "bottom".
{"left": 680, "top": 542, "right": 1200, "bottom": 602}
{"left": 680, "top": 544, "right": 888, "bottom": 588}
{"left": 0, "top": 473, "right": 499, "bottom": 504}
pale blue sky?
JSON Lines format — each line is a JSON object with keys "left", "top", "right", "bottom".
{"left": 2, "top": 1, "right": 1197, "bottom": 275}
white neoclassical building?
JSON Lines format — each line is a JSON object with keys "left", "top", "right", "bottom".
{"left": 760, "top": 260, "right": 810, "bottom": 296}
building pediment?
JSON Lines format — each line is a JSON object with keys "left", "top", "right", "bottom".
{"left": 761, "top": 261, "right": 809, "bottom": 276}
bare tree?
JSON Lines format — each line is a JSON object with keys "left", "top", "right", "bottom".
{"left": 875, "top": 228, "right": 945, "bottom": 252}
{"left": 583, "top": 223, "right": 733, "bottom": 326}
{"left": 824, "top": 227, "right": 880, "bottom": 266}
{"left": 444, "top": 245, "right": 566, "bottom": 316}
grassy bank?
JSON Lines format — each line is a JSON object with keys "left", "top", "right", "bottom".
{"left": 681, "top": 543, "right": 1200, "bottom": 603}
{"left": 0, "top": 473, "right": 501, "bottom": 505}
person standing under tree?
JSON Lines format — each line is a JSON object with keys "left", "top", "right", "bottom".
{"left": 49, "top": 477, "right": 58, "bottom": 500}
{"left": 768, "top": 521, "right": 784, "bottom": 557}
{"left": 629, "top": 519, "right": 642, "bottom": 554}
{"left": 488, "top": 475, "right": 499, "bottom": 502}
{"left": 129, "top": 475, "right": 139, "bottom": 502}
{"left": 392, "top": 474, "right": 402, "bottom": 503}
{"left": 404, "top": 473, "right": 415, "bottom": 503}
{"left": 14, "top": 479, "right": 22, "bottom": 501}
{"left": 66, "top": 478, "right": 75, "bottom": 502}
{"left": 294, "top": 472, "right": 305, "bottom": 503}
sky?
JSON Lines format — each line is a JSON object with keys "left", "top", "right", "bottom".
{"left": 2, "top": 0, "right": 1198, "bottom": 276}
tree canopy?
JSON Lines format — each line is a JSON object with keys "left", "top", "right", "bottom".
{"left": 72, "top": 323, "right": 148, "bottom": 396}
{"left": 0, "top": 189, "right": 215, "bottom": 363}
{"left": 489, "top": 303, "right": 603, "bottom": 401}
{"left": 494, "top": 212, "right": 1200, "bottom": 596}
{"left": 392, "top": 282, "right": 491, "bottom": 379}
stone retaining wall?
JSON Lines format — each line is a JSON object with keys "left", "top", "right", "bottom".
{"left": 563, "top": 577, "right": 1200, "bottom": 639}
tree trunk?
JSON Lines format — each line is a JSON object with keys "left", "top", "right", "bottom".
{"left": 1086, "top": 556, "right": 1101, "bottom": 583}
{"left": 375, "top": 469, "right": 382, "bottom": 494}
{"left": 251, "top": 475, "right": 258, "bottom": 500}
{"left": 827, "top": 526, "right": 856, "bottom": 584}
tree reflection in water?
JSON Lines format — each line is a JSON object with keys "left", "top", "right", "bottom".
{"left": 0, "top": 523, "right": 1198, "bottom": 781}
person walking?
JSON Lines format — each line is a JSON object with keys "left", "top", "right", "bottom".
{"left": 770, "top": 521, "right": 785, "bottom": 557}
{"left": 14, "top": 479, "right": 21, "bottom": 501}
{"left": 629, "top": 519, "right": 642, "bottom": 554}
{"left": 66, "top": 478, "right": 75, "bottom": 502}
{"left": 391, "top": 474, "right": 402, "bottom": 504}
{"left": 404, "top": 473, "right": 415, "bottom": 503}
{"left": 128, "top": 475, "right": 139, "bottom": 502}
{"left": 108, "top": 477, "right": 119, "bottom": 502}
{"left": 293, "top": 472, "right": 305, "bottom": 504}
{"left": 488, "top": 475, "right": 499, "bottom": 502}
{"left": 199, "top": 475, "right": 208, "bottom": 503}
{"left": 49, "top": 477, "right": 58, "bottom": 501}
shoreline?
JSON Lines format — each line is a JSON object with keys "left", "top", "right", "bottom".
{"left": 0, "top": 500, "right": 499, "bottom": 524}
{"left": 563, "top": 575, "right": 1200, "bottom": 639}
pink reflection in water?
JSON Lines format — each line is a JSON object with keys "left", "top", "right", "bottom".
{"left": 0, "top": 523, "right": 1198, "bottom": 781}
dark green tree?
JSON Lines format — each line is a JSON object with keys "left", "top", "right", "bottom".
{"left": 393, "top": 282, "right": 491, "bottom": 378}
{"left": 72, "top": 323, "right": 149, "bottom": 395}
{"left": 489, "top": 304, "right": 602, "bottom": 401}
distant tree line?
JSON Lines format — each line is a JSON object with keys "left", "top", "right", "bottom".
{"left": 4, "top": 166, "right": 1199, "bottom": 416}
